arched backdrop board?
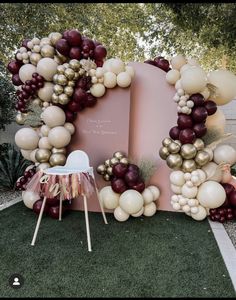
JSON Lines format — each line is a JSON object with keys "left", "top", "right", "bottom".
{"left": 68, "top": 62, "right": 176, "bottom": 212}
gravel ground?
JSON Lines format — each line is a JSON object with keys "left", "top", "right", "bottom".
{"left": 224, "top": 221, "right": 236, "bottom": 249}
{"left": 0, "top": 190, "right": 21, "bottom": 207}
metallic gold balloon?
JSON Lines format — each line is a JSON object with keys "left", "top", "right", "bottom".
{"left": 107, "top": 166, "right": 113, "bottom": 176}
{"left": 30, "top": 53, "right": 41, "bottom": 65}
{"left": 54, "top": 84, "right": 64, "bottom": 95}
{"left": 56, "top": 51, "right": 67, "bottom": 63}
{"left": 162, "top": 137, "right": 172, "bottom": 147}
{"left": 119, "top": 157, "right": 129, "bottom": 165}
{"left": 35, "top": 149, "right": 51, "bottom": 163}
{"left": 15, "top": 113, "right": 26, "bottom": 125}
{"left": 168, "top": 142, "right": 181, "bottom": 154}
{"left": 182, "top": 159, "right": 197, "bottom": 172}
{"left": 159, "top": 147, "right": 169, "bottom": 160}
{"left": 40, "top": 37, "right": 52, "bottom": 47}
{"left": 174, "top": 140, "right": 182, "bottom": 147}
{"left": 57, "top": 74, "right": 68, "bottom": 86}
{"left": 51, "top": 147, "right": 66, "bottom": 155}
{"left": 53, "top": 74, "right": 59, "bottom": 83}
{"left": 79, "top": 69, "right": 85, "bottom": 76}
{"left": 96, "top": 164, "right": 106, "bottom": 175}
{"left": 54, "top": 55, "right": 64, "bottom": 65}
{"left": 50, "top": 32, "right": 63, "bottom": 46}
{"left": 103, "top": 174, "right": 111, "bottom": 181}
{"left": 69, "top": 59, "right": 80, "bottom": 71}
{"left": 63, "top": 63, "right": 70, "bottom": 69}
{"left": 166, "top": 154, "right": 182, "bottom": 169}
{"left": 110, "top": 157, "right": 119, "bottom": 166}
{"left": 193, "top": 138, "right": 205, "bottom": 151}
{"left": 113, "top": 151, "right": 124, "bottom": 160}
{"left": 57, "top": 65, "right": 65, "bottom": 74}
{"left": 180, "top": 144, "right": 197, "bottom": 159}
{"left": 51, "top": 93, "right": 59, "bottom": 103}
{"left": 67, "top": 81, "right": 75, "bottom": 87}
{"left": 195, "top": 150, "right": 210, "bottom": 166}
{"left": 104, "top": 159, "right": 111, "bottom": 167}
{"left": 58, "top": 93, "right": 69, "bottom": 105}
{"left": 64, "top": 86, "right": 74, "bottom": 97}
{"left": 41, "top": 45, "right": 55, "bottom": 58}
{"left": 64, "top": 68, "right": 75, "bottom": 80}
{"left": 49, "top": 153, "right": 66, "bottom": 166}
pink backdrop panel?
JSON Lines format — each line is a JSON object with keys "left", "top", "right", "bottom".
{"left": 68, "top": 86, "right": 131, "bottom": 211}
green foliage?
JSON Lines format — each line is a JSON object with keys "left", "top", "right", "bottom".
{"left": 24, "top": 103, "right": 43, "bottom": 128}
{"left": 138, "top": 158, "right": 157, "bottom": 184}
{"left": 0, "top": 143, "right": 31, "bottom": 191}
{"left": 231, "top": 164, "right": 236, "bottom": 177}
{"left": 202, "top": 128, "right": 223, "bottom": 146}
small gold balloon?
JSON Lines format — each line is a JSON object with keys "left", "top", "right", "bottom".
{"left": 195, "top": 150, "right": 210, "bottom": 167}
{"left": 113, "top": 151, "right": 124, "bottom": 160}
{"left": 57, "top": 74, "right": 68, "bottom": 86}
{"left": 51, "top": 93, "right": 59, "bottom": 103}
{"left": 50, "top": 32, "right": 63, "bottom": 46}
{"left": 63, "top": 63, "right": 70, "bottom": 69}
{"left": 56, "top": 51, "right": 67, "bottom": 63}
{"left": 193, "top": 138, "right": 205, "bottom": 151}
{"left": 40, "top": 37, "right": 52, "bottom": 47}
{"left": 69, "top": 59, "right": 80, "bottom": 71}
{"left": 58, "top": 93, "right": 69, "bottom": 105}
{"left": 37, "top": 162, "right": 51, "bottom": 171}
{"left": 168, "top": 142, "right": 181, "bottom": 154}
{"left": 30, "top": 53, "right": 41, "bottom": 65}
{"left": 41, "top": 45, "right": 55, "bottom": 58}
{"left": 103, "top": 174, "right": 111, "bottom": 181}
{"left": 110, "top": 157, "right": 119, "bottom": 166}
{"left": 107, "top": 166, "right": 113, "bottom": 176}
{"left": 166, "top": 154, "right": 182, "bottom": 169}
{"left": 54, "top": 84, "right": 64, "bottom": 95}
{"left": 174, "top": 140, "right": 182, "bottom": 147}
{"left": 96, "top": 164, "right": 106, "bottom": 175}
{"left": 53, "top": 74, "right": 59, "bottom": 83}
{"left": 64, "top": 68, "right": 75, "bottom": 80}
{"left": 119, "top": 157, "right": 129, "bottom": 165}
{"left": 180, "top": 144, "right": 197, "bottom": 159}
{"left": 15, "top": 113, "right": 26, "bottom": 125}
{"left": 162, "top": 137, "right": 172, "bottom": 147}
{"left": 57, "top": 65, "right": 65, "bottom": 74}
{"left": 51, "top": 147, "right": 67, "bottom": 155}
{"left": 49, "top": 153, "right": 66, "bottom": 166}
{"left": 74, "top": 72, "right": 80, "bottom": 81}
{"left": 54, "top": 55, "right": 64, "bottom": 65}
{"left": 67, "top": 81, "right": 75, "bottom": 87}
{"left": 159, "top": 147, "right": 169, "bottom": 160}
{"left": 35, "top": 149, "right": 51, "bottom": 163}
{"left": 64, "top": 86, "right": 74, "bottom": 97}
{"left": 182, "top": 159, "right": 197, "bottom": 172}
{"left": 104, "top": 159, "right": 111, "bottom": 167}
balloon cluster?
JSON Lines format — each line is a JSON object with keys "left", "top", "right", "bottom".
{"left": 96, "top": 151, "right": 129, "bottom": 181}
{"left": 16, "top": 165, "right": 36, "bottom": 191}
{"left": 160, "top": 54, "right": 236, "bottom": 221}
{"left": 99, "top": 185, "right": 160, "bottom": 222}
{"left": 144, "top": 56, "right": 171, "bottom": 72}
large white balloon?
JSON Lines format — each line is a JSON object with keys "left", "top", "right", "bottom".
{"left": 147, "top": 185, "right": 160, "bottom": 200}
{"left": 38, "top": 82, "right": 54, "bottom": 102}
{"left": 170, "top": 184, "right": 182, "bottom": 194}
{"left": 100, "top": 186, "right": 120, "bottom": 210}
{"left": 142, "top": 188, "right": 154, "bottom": 205}
{"left": 207, "top": 69, "right": 236, "bottom": 105}
{"left": 202, "top": 162, "right": 222, "bottom": 182}
{"left": 19, "top": 64, "right": 37, "bottom": 83}
{"left": 103, "top": 71, "right": 117, "bottom": 88}
{"left": 116, "top": 72, "right": 132, "bottom": 88}
{"left": 170, "top": 170, "right": 185, "bottom": 186}
{"left": 131, "top": 207, "right": 144, "bottom": 217}
{"left": 15, "top": 128, "right": 39, "bottom": 150}
{"left": 119, "top": 189, "right": 144, "bottom": 214}
{"left": 22, "top": 191, "right": 40, "bottom": 209}
{"left": 106, "top": 58, "right": 125, "bottom": 74}
{"left": 205, "top": 108, "right": 226, "bottom": 135}
{"left": 191, "top": 205, "right": 207, "bottom": 221}
{"left": 48, "top": 126, "right": 71, "bottom": 148}
{"left": 213, "top": 145, "right": 236, "bottom": 166}
{"left": 171, "top": 54, "right": 187, "bottom": 70}
{"left": 114, "top": 206, "right": 129, "bottom": 222}
{"left": 41, "top": 106, "right": 66, "bottom": 128}
{"left": 38, "top": 137, "right": 53, "bottom": 150}
{"left": 143, "top": 202, "right": 157, "bottom": 217}
{"left": 36, "top": 57, "right": 58, "bottom": 81}
{"left": 180, "top": 66, "right": 207, "bottom": 94}
{"left": 197, "top": 181, "right": 226, "bottom": 208}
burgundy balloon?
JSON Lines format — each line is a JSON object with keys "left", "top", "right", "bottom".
{"left": 127, "top": 164, "right": 139, "bottom": 173}
{"left": 209, "top": 208, "right": 217, "bottom": 215}
{"left": 66, "top": 29, "right": 82, "bottom": 46}
{"left": 204, "top": 100, "right": 217, "bottom": 116}
{"left": 62, "top": 30, "right": 70, "bottom": 39}
{"left": 49, "top": 205, "right": 65, "bottom": 219}
{"left": 129, "top": 180, "right": 145, "bottom": 193}
{"left": 67, "top": 101, "right": 81, "bottom": 112}
{"left": 219, "top": 216, "right": 226, "bottom": 223}
{"left": 177, "top": 114, "right": 193, "bottom": 129}
{"left": 193, "top": 123, "right": 207, "bottom": 138}
{"left": 46, "top": 197, "right": 60, "bottom": 207}
{"left": 94, "top": 45, "right": 107, "bottom": 60}
{"left": 154, "top": 56, "right": 164, "bottom": 63}
{"left": 73, "top": 88, "right": 88, "bottom": 104}
{"left": 226, "top": 213, "right": 234, "bottom": 220}
{"left": 7, "top": 60, "right": 21, "bottom": 74}
{"left": 229, "top": 190, "right": 236, "bottom": 207}
{"left": 112, "top": 163, "right": 128, "bottom": 178}
{"left": 20, "top": 177, "right": 27, "bottom": 185}
{"left": 95, "top": 60, "right": 104, "bottom": 67}
{"left": 69, "top": 47, "right": 82, "bottom": 60}
{"left": 85, "top": 94, "right": 97, "bottom": 107}
{"left": 179, "top": 128, "right": 196, "bottom": 144}
{"left": 214, "top": 213, "right": 221, "bottom": 221}
{"left": 155, "top": 59, "right": 170, "bottom": 72}
{"left": 76, "top": 76, "right": 92, "bottom": 90}
{"left": 124, "top": 170, "right": 140, "bottom": 186}
{"left": 12, "top": 74, "right": 23, "bottom": 86}
{"left": 21, "top": 39, "right": 30, "bottom": 50}
{"left": 221, "top": 183, "right": 235, "bottom": 197}
{"left": 55, "top": 39, "right": 70, "bottom": 56}
{"left": 82, "top": 38, "right": 95, "bottom": 50}
{"left": 65, "top": 110, "right": 76, "bottom": 122}
{"left": 33, "top": 200, "right": 49, "bottom": 215}
{"left": 111, "top": 178, "right": 127, "bottom": 194}
{"left": 144, "top": 60, "right": 156, "bottom": 66}
{"left": 169, "top": 126, "right": 180, "bottom": 140}
{"left": 189, "top": 93, "right": 205, "bottom": 106}
{"left": 191, "top": 106, "right": 208, "bottom": 123}
{"left": 221, "top": 197, "right": 230, "bottom": 208}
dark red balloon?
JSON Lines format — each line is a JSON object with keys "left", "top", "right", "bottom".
{"left": 177, "top": 114, "right": 193, "bottom": 129}
{"left": 129, "top": 180, "right": 145, "bottom": 193}
{"left": 66, "top": 29, "right": 82, "bottom": 46}
{"left": 111, "top": 178, "right": 127, "bottom": 193}
{"left": 7, "top": 60, "right": 21, "bottom": 74}
{"left": 85, "top": 94, "right": 97, "bottom": 107}
{"left": 169, "top": 126, "right": 180, "bottom": 140}
{"left": 221, "top": 183, "right": 235, "bottom": 197}
{"left": 219, "top": 216, "right": 226, "bottom": 223}
{"left": 56, "top": 39, "right": 70, "bottom": 56}
{"left": 47, "top": 197, "right": 60, "bottom": 207}
{"left": 155, "top": 59, "right": 170, "bottom": 72}
{"left": 233, "top": 208, "right": 236, "bottom": 218}
{"left": 191, "top": 107, "right": 208, "bottom": 123}
{"left": 193, "top": 123, "right": 207, "bottom": 138}
{"left": 204, "top": 100, "right": 217, "bottom": 116}
{"left": 82, "top": 38, "right": 95, "bottom": 50}
{"left": 226, "top": 213, "right": 234, "bottom": 220}
{"left": 73, "top": 88, "right": 88, "bottom": 104}
{"left": 229, "top": 191, "right": 236, "bottom": 207}
{"left": 33, "top": 200, "right": 49, "bottom": 215}
{"left": 21, "top": 39, "right": 30, "bottom": 50}
{"left": 49, "top": 205, "right": 65, "bottom": 219}
{"left": 112, "top": 163, "right": 128, "bottom": 178}
{"left": 154, "top": 56, "right": 164, "bottom": 63}
{"left": 69, "top": 47, "right": 82, "bottom": 60}
{"left": 221, "top": 197, "right": 230, "bottom": 208}
{"left": 95, "top": 60, "right": 104, "bottom": 67}
{"left": 209, "top": 208, "right": 217, "bottom": 215}
{"left": 94, "top": 45, "right": 107, "bottom": 60}
{"left": 189, "top": 93, "right": 205, "bottom": 106}
{"left": 12, "top": 74, "right": 23, "bottom": 86}
{"left": 214, "top": 213, "right": 221, "bottom": 221}
{"left": 62, "top": 30, "right": 70, "bottom": 39}
{"left": 67, "top": 101, "right": 81, "bottom": 112}
{"left": 127, "top": 164, "right": 139, "bottom": 173}
{"left": 144, "top": 60, "right": 156, "bottom": 66}
{"left": 65, "top": 110, "right": 76, "bottom": 122}
{"left": 124, "top": 170, "right": 140, "bottom": 186}
{"left": 179, "top": 128, "right": 196, "bottom": 144}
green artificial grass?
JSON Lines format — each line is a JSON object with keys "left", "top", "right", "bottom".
{"left": 0, "top": 202, "right": 235, "bottom": 298}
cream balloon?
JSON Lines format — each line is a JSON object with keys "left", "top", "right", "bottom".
{"left": 125, "top": 66, "right": 135, "bottom": 78}
{"left": 181, "top": 184, "right": 198, "bottom": 198}
{"left": 213, "top": 145, "right": 236, "bottom": 165}
{"left": 143, "top": 202, "right": 157, "bottom": 217}
{"left": 131, "top": 207, "right": 144, "bottom": 217}
{"left": 19, "top": 64, "right": 37, "bottom": 83}
{"left": 30, "top": 148, "right": 38, "bottom": 163}
{"left": 207, "top": 69, "right": 236, "bottom": 105}
{"left": 95, "top": 67, "right": 105, "bottom": 78}
{"left": 38, "top": 137, "right": 53, "bottom": 150}
{"left": 191, "top": 205, "right": 207, "bottom": 221}
{"left": 37, "top": 82, "right": 54, "bottom": 102}
{"left": 205, "top": 108, "right": 226, "bottom": 134}
{"left": 199, "top": 87, "right": 210, "bottom": 100}
{"left": 37, "top": 162, "right": 51, "bottom": 170}
{"left": 40, "top": 124, "right": 50, "bottom": 137}
{"left": 103, "top": 71, "right": 117, "bottom": 88}
{"left": 21, "top": 149, "right": 32, "bottom": 160}
{"left": 41, "top": 106, "right": 66, "bottom": 128}
{"left": 114, "top": 206, "right": 129, "bottom": 222}
{"left": 180, "top": 66, "right": 207, "bottom": 94}
{"left": 15, "top": 128, "right": 39, "bottom": 150}
{"left": 197, "top": 181, "right": 226, "bottom": 208}
{"left": 117, "top": 72, "right": 132, "bottom": 88}
{"left": 169, "top": 170, "right": 185, "bottom": 186}
{"left": 109, "top": 58, "right": 125, "bottom": 75}
{"left": 64, "top": 122, "right": 75, "bottom": 135}
{"left": 22, "top": 191, "right": 40, "bottom": 209}
{"left": 201, "top": 162, "right": 222, "bottom": 182}
{"left": 175, "top": 79, "right": 182, "bottom": 90}
{"left": 142, "top": 188, "right": 154, "bottom": 205}
{"left": 166, "top": 69, "right": 180, "bottom": 85}
{"left": 171, "top": 54, "right": 187, "bottom": 70}
{"left": 36, "top": 57, "right": 58, "bottom": 81}
{"left": 119, "top": 190, "right": 144, "bottom": 215}
{"left": 90, "top": 83, "right": 106, "bottom": 97}
{"left": 48, "top": 126, "right": 71, "bottom": 148}
{"left": 101, "top": 186, "right": 120, "bottom": 210}
{"left": 147, "top": 186, "right": 160, "bottom": 200}
{"left": 170, "top": 184, "right": 182, "bottom": 194}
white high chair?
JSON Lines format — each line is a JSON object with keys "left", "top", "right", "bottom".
{"left": 31, "top": 150, "right": 108, "bottom": 251}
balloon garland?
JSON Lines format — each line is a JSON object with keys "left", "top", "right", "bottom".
{"left": 160, "top": 54, "right": 236, "bottom": 221}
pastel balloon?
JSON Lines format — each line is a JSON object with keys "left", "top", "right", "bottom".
{"left": 166, "top": 69, "right": 180, "bottom": 85}
{"left": 37, "top": 162, "right": 51, "bottom": 170}
{"left": 197, "top": 181, "right": 226, "bottom": 208}
{"left": 143, "top": 202, "right": 157, "bottom": 217}
{"left": 114, "top": 206, "right": 129, "bottom": 222}
{"left": 21, "top": 149, "right": 32, "bottom": 160}
{"left": 100, "top": 186, "right": 120, "bottom": 210}
{"left": 42, "top": 106, "right": 66, "bottom": 128}
{"left": 213, "top": 145, "right": 236, "bottom": 165}
{"left": 19, "top": 64, "right": 37, "bottom": 83}
{"left": 103, "top": 71, "right": 117, "bottom": 88}
{"left": 171, "top": 54, "right": 187, "bottom": 70}
{"left": 30, "top": 148, "right": 38, "bottom": 163}
{"left": 131, "top": 207, "right": 144, "bottom": 217}
{"left": 147, "top": 185, "right": 160, "bottom": 200}
{"left": 36, "top": 57, "right": 58, "bottom": 81}
{"left": 202, "top": 162, "right": 222, "bottom": 182}
{"left": 108, "top": 58, "right": 125, "bottom": 74}
{"left": 38, "top": 137, "right": 53, "bottom": 150}
{"left": 125, "top": 66, "right": 135, "bottom": 78}
{"left": 142, "top": 188, "right": 154, "bottom": 205}
{"left": 22, "top": 191, "right": 40, "bottom": 209}
{"left": 117, "top": 72, "right": 132, "bottom": 88}
{"left": 15, "top": 128, "right": 39, "bottom": 150}
{"left": 48, "top": 126, "right": 71, "bottom": 148}
{"left": 40, "top": 125, "right": 51, "bottom": 137}
{"left": 64, "top": 122, "right": 75, "bottom": 135}
{"left": 90, "top": 83, "right": 106, "bottom": 97}
{"left": 205, "top": 107, "right": 226, "bottom": 134}
{"left": 181, "top": 184, "right": 198, "bottom": 198}
{"left": 38, "top": 82, "right": 54, "bottom": 102}
{"left": 170, "top": 184, "right": 182, "bottom": 194}
{"left": 170, "top": 170, "right": 185, "bottom": 186}
{"left": 191, "top": 205, "right": 207, "bottom": 221}
{"left": 180, "top": 66, "right": 207, "bottom": 94}
{"left": 119, "top": 189, "right": 144, "bottom": 214}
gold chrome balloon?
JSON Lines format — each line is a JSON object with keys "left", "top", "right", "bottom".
{"left": 166, "top": 154, "right": 182, "bottom": 169}
{"left": 69, "top": 59, "right": 80, "bottom": 71}
{"left": 119, "top": 157, "right": 129, "bottom": 165}
{"left": 64, "top": 86, "right": 74, "bottom": 97}
{"left": 57, "top": 74, "right": 68, "bottom": 86}
{"left": 182, "top": 159, "right": 197, "bottom": 172}
{"left": 74, "top": 72, "right": 80, "bottom": 80}
{"left": 159, "top": 147, "right": 169, "bottom": 160}
{"left": 49, "top": 153, "right": 66, "bottom": 166}
{"left": 174, "top": 140, "right": 182, "bottom": 147}
{"left": 110, "top": 157, "right": 119, "bottom": 166}
{"left": 162, "top": 137, "right": 172, "bottom": 147}
{"left": 195, "top": 150, "right": 210, "bottom": 166}
{"left": 96, "top": 164, "right": 106, "bottom": 175}
{"left": 53, "top": 74, "right": 59, "bottom": 83}
{"left": 67, "top": 81, "right": 75, "bottom": 87}
{"left": 41, "top": 45, "right": 55, "bottom": 58}
{"left": 51, "top": 93, "right": 59, "bottom": 103}
{"left": 57, "top": 65, "right": 65, "bottom": 75}
{"left": 58, "top": 93, "right": 69, "bottom": 105}
{"left": 51, "top": 147, "right": 67, "bottom": 155}
{"left": 54, "top": 84, "right": 64, "bottom": 95}
{"left": 104, "top": 159, "right": 111, "bottom": 167}
{"left": 35, "top": 149, "right": 51, "bottom": 163}
{"left": 180, "top": 144, "right": 197, "bottom": 159}
{"left": 193, "top": 138, "right": 205, "bottom": 151}
{"left": 168, "top": 142, "right": 181, "bottom": 154}
{"left": 107, "top": 166, "right": 113, "bottom": 176}
{"left": 64, "top": 68, "right": 75, "bottom": 80}
{"left": 50, "top": 32, "right": 62, "bottom": 46}
{"left": 113, "top": 151, "right": 124, "bottom": 160}
{"left": 103, "top": 174, "right": 110, "bottom": 181}
{"left": 30, "top": 53, "right": 41, "bottom": 65}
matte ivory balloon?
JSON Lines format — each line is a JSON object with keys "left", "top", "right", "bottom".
{"left": 41, "top": 106, "right": 66, "bottom": 128}
{"left": 197, "top": 181, "right": 226, "bottom": 208}
{"left": 116, "top": 72, "right": 132, "bottom": 88}
{"left": 169, "top": 170, "right": 185, "bottom": 186}
{"left": 171, "top": 54, "right": 187, "bottom": 70}
{"left": 166, "top": 69, "right": 180, "bottom": 85}
{"left": 36, "top": 57, "right": 58, "bottom": 81}
{"left": 21, "top": 149, "right": 32, "bottom": 160}
{"left": 22, "top": 190, "right": 40, "bottom": 209}
{"left": 15, "top": 128, "right": 39, "bottom": 150}
{"left": 143, "top": 202, "right": 157, "bottom": 217}
{"left": 90, "top": 83, "right": 106, "bottom": 97}
{"left": 48, "top": 126, "right": 71, "bottom": 148}
{"left": 191, "top": 205, "right": 207, "bottom": 221}
{"left": 181, "top": 66, "right": 207, "bottom": 94}
{"left": 147, "top": 185, "right": 160, "bottom": 200}
{"left": 19, "top": 64, "right": 37, "bottom": 83}
{"left": 131, "top": 207, "right": 144, "bottom": 217}
{"left": 38, "top": 82, "right": 54, "bottom": 102}
{"left": 38, "top": 137, "right": 53, "bottom": 150}
{"left": 142, "top": 188, "right": 154, "bottom": 205}
{"left": 114, "top": 206, "right": 129, "bottom": 222}
{"left": 205, "top": 107, "right": 226, "bottom": 134}
{"left": 103, "top": 71, "right": 117, "bottom": 88}
{"left": 119, "top": 189, "right": 144, "bottom": 215}
{"left": 202, "top": 162, "right": 222, "bottom": 182}
{"left": 213, "top": 144, "right": 236, "bottom": 166}
{"left": 100, "top": 186, "right": 119, "bottom": 210}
